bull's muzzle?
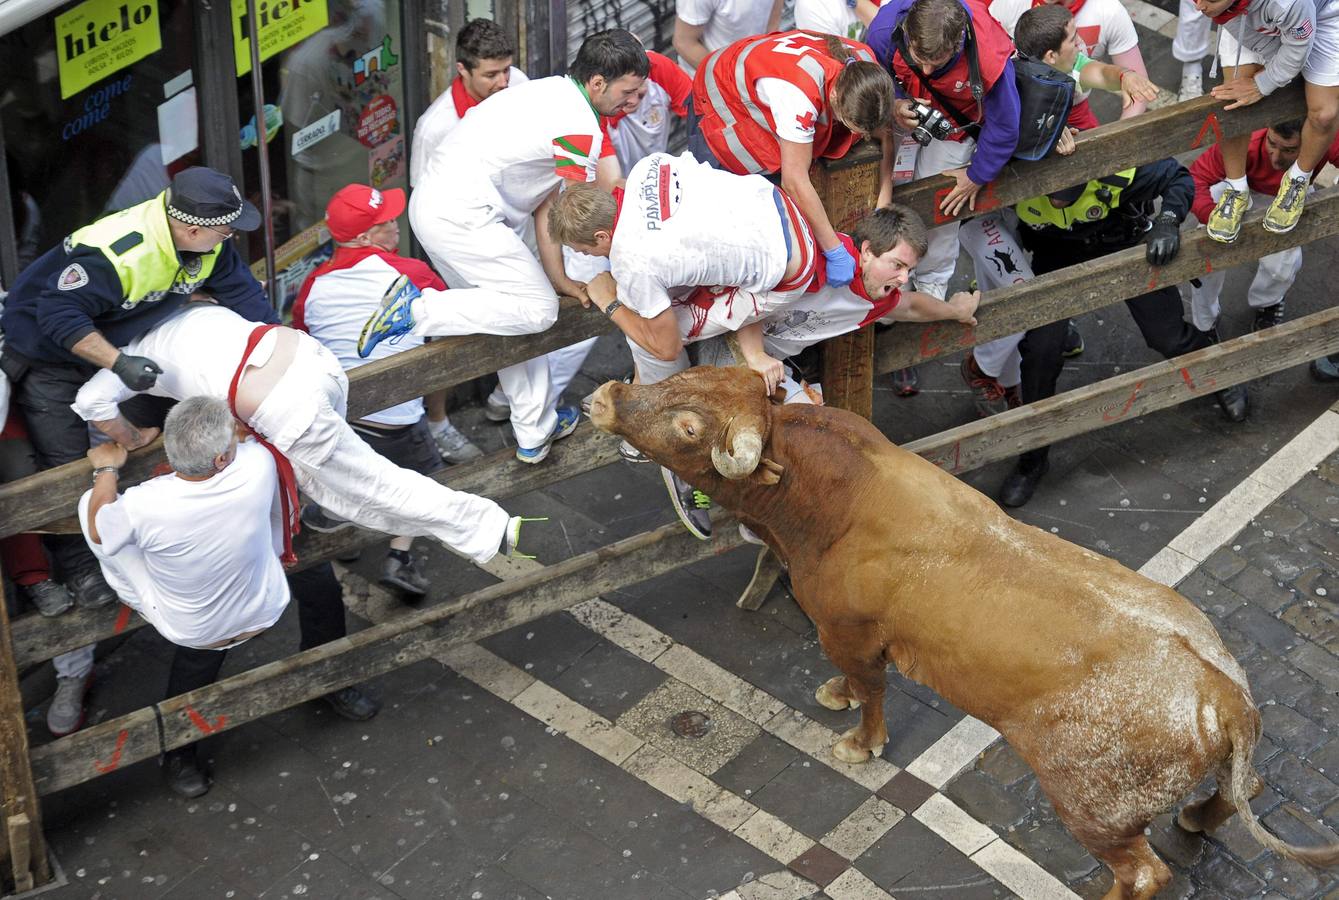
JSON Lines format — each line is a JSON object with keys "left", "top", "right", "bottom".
{"left": 712, "top": 427, "right": 763, "bottom": 479}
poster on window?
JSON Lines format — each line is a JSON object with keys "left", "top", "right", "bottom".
{"left": 232, "top": 0, "right": 329, "bottom": 76}
{"left": 55, "top": 0, "right": 162, "bottom": 99}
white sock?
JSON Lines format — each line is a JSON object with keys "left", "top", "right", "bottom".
{"left": 1225, "top": 175, "right": 1248, "bottom": 193}
{"left": 1182, "top": 60, "right": 1200, "bottom": 77}
{"left": 1286, "top": 162, "right": 1308, "bottom": 182}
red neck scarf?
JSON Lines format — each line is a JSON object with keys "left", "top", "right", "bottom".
{"left": 1030, "top": 0, "right": 1087, "bottom": 14}
{"left": 1210, "top": 0, "right": 1249, "bottom": 23}
{"left": 227, "top": 325, "right": 301, "bottom": 566}
{"left": 450, "top": 75, "right": 484, "bottom": 118}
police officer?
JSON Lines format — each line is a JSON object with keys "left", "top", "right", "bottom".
{"left": 997, "top": 157, "right": 1250, "bottom": 509}
{"left": 0, "top": 166, "right": 275, "bottom": 608}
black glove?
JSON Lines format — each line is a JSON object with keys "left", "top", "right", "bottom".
{"left": 1145, "top": 211, "right": 1181, "bottom": 266}
{"left": 111, "top": 353, "right": 163, "bottom": 391}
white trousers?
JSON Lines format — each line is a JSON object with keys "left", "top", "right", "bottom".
{"left": 409, "top": 188, "right": 560, "bottom": 448}
{"left": 910, "top": 137, "right": 979, "bottom": 292}
{"left": 1188, "top": 189, "right": 1300, "bottom": 331}
{"left": 1174, "top": 0, "right": 1211, "bottom": 63}
{"left": 959, "top": 211, "right": 1032, "bottom": 386}
{"left": 250, "top": 347, "right": 510, "bottom": 564}
{"left": 77, "top": 493, "right": 283, "bottom": 650}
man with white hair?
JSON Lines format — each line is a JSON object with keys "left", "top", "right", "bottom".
{"left": 71, "top": 303, "right": 534, "bottom": 567}
{"left": 80, "top": 396, "right": 380, "bottom": 797}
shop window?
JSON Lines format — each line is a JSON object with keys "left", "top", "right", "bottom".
{"left": 0, "top": 0, "right": 199, "bottom": 271}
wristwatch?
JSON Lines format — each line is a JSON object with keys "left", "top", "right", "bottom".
{"left": 92, "top": 465, "right": 120, "bottom": 484}
{"left": 603, "top": 299, "right": 624, "bottom": 319}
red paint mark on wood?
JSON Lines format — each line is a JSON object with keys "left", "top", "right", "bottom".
{"left": 1103, "top": 381, "right": 1145, "bottom": 422}
{"left": 185, "top": 705, "right": 228, "bottom": 735}
{"left": 1180, "top": 367, "right": 1217, "bottom": 392}
{"left": 1191, "top": 112, "right": 1223, "bottom": 149}
{"left": 1203, "top": 255, "right": 1213, "bottom": 275}
{"left": 930, "top": 441, "right": 963, "bottom": 473}
{"left": 1147, "top": 267, "right": 1160, "bottom": 290}
{"left": 94, "top": 730, "right": 129, "bottom": 773}
{"left": 113, "top": 604, "right": 132, "bottom": 634}
{"left": 919, "top": 324, "right": 946, "bottom": 358}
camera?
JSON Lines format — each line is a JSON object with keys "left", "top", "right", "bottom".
{"left": 908, "top": 102, "right": 952, "bottom": 146}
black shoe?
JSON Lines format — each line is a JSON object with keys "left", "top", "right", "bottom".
{"left": 69, "top": 567, "right": 117, "bottom": 609}
{"left": 1061, "top": 320, "right": 1085, "bottom": 358}
{"left": 892, "top": 366, "right": 920, "bottom": 397}
{"left": 1311, "top": 355, "right": 1339, "bottom": 382}
{"left": 1215, "top": 384, "right": 1249, "bottom": 422}
{"left": 322, "top": 686, "right": 380, "bottom": 721}
{"left": 1252, "top": 301, "right": 1285, "bottom": 332}
{"left": 162, "top": 747, "right": 211, "bottom": 799}
{"left": 998, "top": 461, "right": 1050, "bottom": 509}
{"left": 301, "top": 505, "right": 353, "bottom": 534}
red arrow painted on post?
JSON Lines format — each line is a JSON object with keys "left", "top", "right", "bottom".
{"left": 185, "top": 705, "right": 228, "bottom": 735}
{"left": 94, "top": 730, "right": 129, "bottom": 773}
{"left": 1191, "top": 112, "right": 1224, "bottom": 149}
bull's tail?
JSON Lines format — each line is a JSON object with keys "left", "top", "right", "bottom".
{"left": 1226, "top": 715, "right": 1339, "bottom": 867}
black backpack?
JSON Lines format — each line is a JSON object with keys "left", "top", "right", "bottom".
{"left": 1011, "top": 53, "right": 1075, "bottom": 161}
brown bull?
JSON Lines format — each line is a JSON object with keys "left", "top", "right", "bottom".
{"left": 585, "top": 366, "right": 1339, "bottom": 899}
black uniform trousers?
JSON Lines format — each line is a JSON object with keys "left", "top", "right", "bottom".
{"left": 1015, "top": 232, "right": 1212, "bottom": 473}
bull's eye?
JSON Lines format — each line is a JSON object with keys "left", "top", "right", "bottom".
{"left": 684, "top": 423, "right": 696, "bottom": 437}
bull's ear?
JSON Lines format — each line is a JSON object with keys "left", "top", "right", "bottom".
{"left": 751, "top": 457, "right": 784, "bottom": 486}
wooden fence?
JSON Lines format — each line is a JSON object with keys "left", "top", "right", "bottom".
{"left": 3, "top": 81, "right": 1336, "bottom": 894}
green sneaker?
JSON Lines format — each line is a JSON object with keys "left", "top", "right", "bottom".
{"left": 1262, "top": 174, "right": 1308, "bottom": 234}
{"left": 662, "top": 467, "right": 711, "bottom": 540}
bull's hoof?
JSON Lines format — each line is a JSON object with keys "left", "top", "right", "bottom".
{"left": 832, "top": 730, "right": 876, "bottom": 764}
{"left": 815, "top": 677, "right": 860, "bottom": 711}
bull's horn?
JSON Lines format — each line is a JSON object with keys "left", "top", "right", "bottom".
{"left": 711, "top": 428, "right": 763, "bottom": 480}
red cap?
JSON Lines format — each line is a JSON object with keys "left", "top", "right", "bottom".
{"left": 326, "top": 185, "right": 406, "bottom": 241}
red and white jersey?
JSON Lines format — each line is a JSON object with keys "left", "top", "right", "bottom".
{"left": 410, "top": 67, "right": 529, "bottom": 186}
{"left": 602, "top": 52, "right": 692, "bottom": 171}
{"left": 676, "top": 0, "right": 777, "bottom": 73}
{"left": 417, "top": 76, "right": 603, "bottom": 226}
{"left": 675, "top": 234, "right": 898, "bottom": 351}
{"left": 293, "top": 246, "right": 445, "bottom": 426}
{"left": 991, "top": 0, "right": 1137, "bottom": 108}
{"left": 611, "top": 152, "right": 792, "bottom": 319}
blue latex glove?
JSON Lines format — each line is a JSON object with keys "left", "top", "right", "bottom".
{"left": 822, "top": 244, "right": 856, "bottom": 287}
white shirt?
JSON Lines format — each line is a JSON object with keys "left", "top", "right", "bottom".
{"left": 609, "top": 80, "right": 677, "bottom": 171}
{"left": 95, "top": 441, "right": 290, "bottom": 648}
{"left": 761, "top": 282, "right": 894, "bottom": 357}
{"left": 677, "top": 0, "right": 776, "bottom": 72}
{"left": 417, "top": 76, "right": 603, "bottom": 226}
{"left": 299, "top": 254, "right": 426, "bottom": 426}
{"left": 990, "top": 0, "right": 1138, "bottom": 104}
{"left": 612, "top": 152, "right": 788, "bottom": 319}
{"left": 409, "top": 67, "right": 529, "bottom": 186}
{"left": 755, "top": 77, "right": 819, "bottom": 144}
{"left": 795, "top": 0, "right": 864, "bottom": 38}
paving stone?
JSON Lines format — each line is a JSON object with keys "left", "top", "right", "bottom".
{"left": 1230, "top": 604, "right": 1304, "bottom": 656}
{"left": 497, "top": 825, "right": 684, "bottom": 898}
{"left": 1201, "top": 546, "right": 1250, "bottom": 582}
{"left": 1230, "top": 566, "right": 1303, "bottom": 615}
{"left": 1293, "top": 569, "right": 1339, "bottom": 609}
{"left": 974, "top": 742, "right": 1034, "bottom": 791}
{"left": 1293, "top": 519, "right": 1339, "bottom": 560}
{"left": 1255, "top": 505, "right": 1313, "bottom": 537}
{"left": 1207, "top": 813, "right": 1271, "bottom": 866}
{"left": 1215, "top": 620, "right": 1263, "bottom": 666}
{"left": 1262, "top": 706, "right": 1332, "bottom": 757}
{"left": 1290, "top": 686, "right": 1338, "bottom": 731}
{"left": 876, "top": 770, "right": 937, "bottom": 813}
{"left": 1068, "top": 867, "right": 1113, "bottom": 900}
{"left": 1180, "top": 570, "right": 1250, "bottom": 620}
{"left": 1250, "top": 650, "right": 1328, "bottom": 708}
{"left": 547, "top": 634, "right": 669, "bottom": 721}
{"left": 1148, "top": 812, "right": 1206, "bottom": 869}
{"left": 479, "top": 608, "right": 604, "bottom": 682}
{"left": 748, "top": 754, "right": 873, "bottom": 840}
{"left": 711, "top": 732, "right": 804, "bottom": 799}
{"left": 1004, "top": 815, "right": 1100, "bottom": 883}
{"left": 1259, "top": 854, "right": 1328, "bottom": 900}
{"left": 1263, "top": 803, "right": 1338, "bottom": 852}
{"left": 1285, "top": 474, "right": 1339, "bottom": 525}
{"left": 880, "top": 692, "right": 960, "bottom": 769}
{"left": 1191, "top": 849, "right": 1269, "bottom": 896}
{"left": 943, "top": 769, "right": 1032, "bottom": 831}
{"left": 1281, "top": 602, "right": 1339, "bottom": 656}
{"left": 1308, "top": 738, "right": 1339, "bottom": 782}
{"left": 617, "top": 679, "right": 760, "bottom": 776}
{"left": 259, "top": 849, "right": 400, "bottom": 899}
{"left": 788, "top": 843, "right": 850, "bottom": 887}
{"left": 855, "top": 817, "right": 991, "bottom": 896}
{"left": 1289, "top": 641, "right": 1339, "bottom": 695}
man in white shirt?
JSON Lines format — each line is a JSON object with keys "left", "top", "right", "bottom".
{"left": 79, "top": 397, "right": 378, "bottom": 798}
{"left": 71, "top": 304, "right": 530, "bottom": 567}
{"left": 673, "top": 0, "right": 784, "bottom": 73}
{"left": 410, "top": 30, "right": 648, "bottom": 463}
{"left": 410, "top": 19, "right": 529, "bottom": 187}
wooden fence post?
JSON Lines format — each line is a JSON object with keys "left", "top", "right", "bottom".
{"left": 0, "top": 565, "right": 50, "bottom": 893}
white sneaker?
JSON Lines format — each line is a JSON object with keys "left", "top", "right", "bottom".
{"left": 484, "top": 388, "right": 511, "bottom": 423}
{"left": 1178, "top": 69, "right": 1204, "bottom": 102}
{"left": 430, "top": 418, "right": 483, "bottom": 463}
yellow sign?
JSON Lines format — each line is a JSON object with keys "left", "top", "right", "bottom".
{"left": 233, "top": 0, "right": 329, "bottom": 76}
{"left": 55, "top": 0, "right": 162, "bottom": 100}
